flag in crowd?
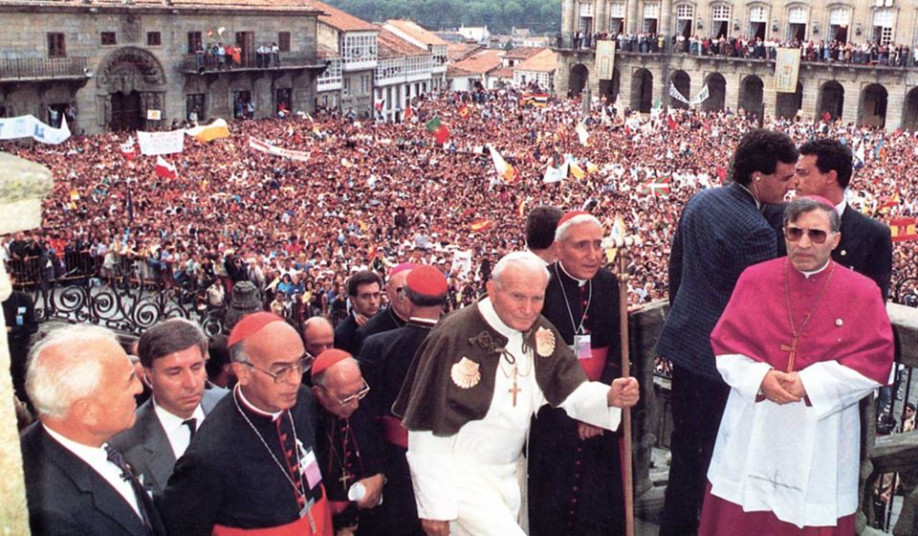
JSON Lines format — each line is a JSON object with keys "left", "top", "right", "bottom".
{"left": 155, "top": 156, "right": 178, "bottom": 179}
{"left": 890, "top": 217, "right": 918, "bottom": 242}
{"left": 576, "top": 121, "right": 590, "bottom": 146}
{"left": 121, "top": 137, "right": 137, "bottom": 160}
{"left": 489, "top": 145, "right": 516, "bottom": 183}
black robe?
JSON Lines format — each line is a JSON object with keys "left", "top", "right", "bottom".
{"left": 159, "top": 386, "right": 325, "bottom": 536}
{"left": 314, "top": 405, "right": 385, "bottom": 534}
{"left": 529, "top": 263, "right": 625, "bottom": 536}
{"left": 359, "top": 321, "right": 436, "bottom": 536}
{"left": 352, "top": 306, "right": 405, "bottom": 357}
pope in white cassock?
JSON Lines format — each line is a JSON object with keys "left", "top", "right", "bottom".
{"left": 699, "top": 197, "right": 894, "bottom": 536}
{"left": 392, "top": 251, "right": 640, "bottom": 536}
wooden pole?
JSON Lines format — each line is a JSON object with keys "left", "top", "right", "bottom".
{"left": 616, "top": 246, "right": 635, "bottom": 536}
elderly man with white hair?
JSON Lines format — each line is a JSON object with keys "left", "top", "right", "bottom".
{"left": 393, "top": 251, "right": 640, "bottom": 536}
{"left": 19, "top": 324, "right": 166, "bottom": 536}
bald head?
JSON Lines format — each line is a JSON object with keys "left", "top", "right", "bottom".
{"left": 302, "top": 316, "right": 334, "bottom": 358}
{"left": 312, "top": 357, "right": 365, "bottom": 419}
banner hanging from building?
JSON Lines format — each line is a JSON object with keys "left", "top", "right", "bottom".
{"left": 775, "top": 47, "right": 801, "bottom": 93}
{"left": 669, "top": 83, "right": 690, "bottom": 105}
{"left": 690, "top": 85, "right": 710, "bottom": 106}
{"left": 137, "top": 128, "right": 185, "bottom": 155}
{"left": 0, "top": 114, "right": 71, "bottom": 144}
{"left": 596, "top": 40, "right": 616, "bottom": 80}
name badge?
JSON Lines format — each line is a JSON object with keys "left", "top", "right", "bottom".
{"left": 573, "top": 334, "right": 592, "bottom": 360}
{"left": 298, "top": 442, "right": 322, "bottom": 490}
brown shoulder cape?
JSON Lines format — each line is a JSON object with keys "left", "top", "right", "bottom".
{"left": 392, "top": 301, "right": 588, "bottom": 437}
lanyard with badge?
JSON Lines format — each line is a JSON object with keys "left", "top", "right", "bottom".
{"left": 555, "top": 264, "right": 592, "bottom": 359}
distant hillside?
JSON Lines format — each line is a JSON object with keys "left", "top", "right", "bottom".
{"left": 320, "top": 0, "right": 561, "bottom": 35}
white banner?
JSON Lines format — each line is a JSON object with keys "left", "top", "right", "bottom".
{"left": 0, "top": 114, "right": 70, "bottom": 144}
{"left": 690, "top": 84, "right": 710, "bottom": 106}
{"left": 137, "top": 129, "right": 185, "bottom": 155}
{"left": 248, "top": 136, "right": 310, "bottom": 162}
{"left": 775, "top": 47, "right": 801, "bottom": 93}
{"left": 669, "top": 83, "right": 691, "bottom": 105}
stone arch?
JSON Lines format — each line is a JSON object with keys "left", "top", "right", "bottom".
{"left": 702, "top": 72, "right": 726, "bottom": 112}
{"left": 599, "top": 67, "right": 620, "bottom": 106}
{"left": 817, "top": 80, "right": 844, "bottom": 121}
{"left": 670, "top": 70, "right": 691, "bottom": 110}
{"left": 631, "top": 68, "right": 654, "bottom": 113}
{"left": 569, "top": 63, "right": 589, "bottom": 97}
{"left": 738, "top": 75, "right": 763, "bottom": 117}
{"left": 775, "top": 82, "right": 804, "bottom": 120}
{"left": 903, "top": 87, "right": 918, "bottom": 132}
{"left": 95, "top": 46, "right": 168, "bottom": 131}
{"left": 858, "top": 83, "right": 887, "bottom": 128}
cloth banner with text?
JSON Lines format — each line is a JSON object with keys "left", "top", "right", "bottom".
{"left": 0, "top": 115, "right": 70, "bottom": 145}
{"left": 248, "top": 136, "right": 310, "bottom": 162}
{"left": 137, "top": 129, "right": 185, "bottom": 155}
{"left": 775, "top": 47, "right": 801, "bottom": 93}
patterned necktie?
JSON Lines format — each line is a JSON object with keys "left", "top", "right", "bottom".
{"left": 183, "top": 418, "right": 197, "bottom": 439}
{"left": 105, "top": 444, "right": 153, "bottom": 535}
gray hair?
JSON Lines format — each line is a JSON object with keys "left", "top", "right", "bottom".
{"left": 491, "top": 251, "right": 550, "bottom": 287}
{"left": 784, "top": 197, "right": 840, "bottom": 233}
{"left": 26, "top": 325, "right": 122, "bottom": 419}
{"left": 229, "top": 341, "right": 250, "bottom": 364}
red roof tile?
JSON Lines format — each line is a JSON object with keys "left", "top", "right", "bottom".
{"left": 451, "top": 49, "right": 501, "bottom": 75}
{"left": 311, "top": 0, "right": 378, "bottom": 32}
{"left": 377, "top": 27, "right": 428, "bottom": 59}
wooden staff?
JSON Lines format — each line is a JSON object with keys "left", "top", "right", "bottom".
{"left": 612, "top": 235, "right": 638, "bottom": 536}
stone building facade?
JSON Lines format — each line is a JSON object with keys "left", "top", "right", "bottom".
{"left": 0, "top": 0, "right": 325, "bottom": 135}
{"left": 555, "top": 0, "right": 918, "bottom": 131}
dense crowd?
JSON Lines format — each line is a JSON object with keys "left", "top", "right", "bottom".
{"left": 2, "top": 89, "right": 917, "bottom": 318}
{"left": 567, "top": 30, "right": 918, "bottom": 68}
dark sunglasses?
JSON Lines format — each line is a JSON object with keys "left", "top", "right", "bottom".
{"left": 784, "top": 226, "right": 830, "bottom": 245}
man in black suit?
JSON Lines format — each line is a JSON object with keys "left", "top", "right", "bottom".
{"left": 351, "top": 263, "right": 415, "bottom": 356}
{"left": 794, "top": 138, "right": 892, "bottom": 298}
{"left": 20, "top": 324, "right": 166, "bottom": 536}
{"left": 334, "top": 270, "right": 382, "bottom": 354}
{"left": 656, "top": 129, "right": 799, "bottom": 536}
{"left": 110, "top": 318, "right": 227, "bottom": 495}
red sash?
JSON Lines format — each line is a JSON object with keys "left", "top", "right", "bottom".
{"left": 212, "top": 487, "right": 332, "bottom": 536}
{"left": 580, "top": 346, "right": 608, "bottom": 382}
{"left": 378, "top": 415, "right": 408, "bottom": 449}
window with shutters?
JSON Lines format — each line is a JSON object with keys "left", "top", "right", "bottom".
{"left": 147, "top": 32, "right": 161, "bottom": 46}
{"left": 750, "top": 6, "right": 768, "bottom": 23}
{"left": 101, "top": 32, "right": 116, "bottom": 45}
{"left": 278, "top": 32, "right": 291, "bottom": 52}
{"left": 676, "top": 4, "right": 694, "bottom": 19}
{"left": 789, "top": 7, "right": 808, "bottom": 24}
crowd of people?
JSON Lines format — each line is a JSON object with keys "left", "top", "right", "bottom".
{"left": 2, "top": 89, "right": 916, "bottom": 315}
{"left": 7, "top": 88, "right": 918, "bottom": 536}
{"left": 565, "top": 29, "right": 918, "bottom": 68}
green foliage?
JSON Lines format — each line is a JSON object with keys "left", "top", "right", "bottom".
{"left": 322, "top": 0, "right": 561, "bottom": 35}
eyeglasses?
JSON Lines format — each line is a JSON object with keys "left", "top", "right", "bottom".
{"left": 243, "top": 355, "right": 312, "bottom": 384}
{"left": 784, "top": 226, "right": 831, "bottom": 244}
{"left": 322, "top": 380, "right": 370, "bottom": 406}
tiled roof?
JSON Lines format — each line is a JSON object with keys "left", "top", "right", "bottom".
{"left": 514, "top": 48, "right": 558, "bottom": 73}
{"left": 311, "top": 0, "right": 378, "bottom": 32}
{"left": 503, "top": 46, "right": 545, "bottom": 60}
{"left": 446, "top": 42, "right": 482, "bottom": 62}
{"left": 491, "top": 67, "right": 514, "bottom": 79}
{"left": 385, "top": 19, "right": 449, "bottom": 46}
{"left": 377, "top": 27, "right": 428, "bottom": 59}
{"left": 0, "top": 0, "right": 322, "bottom": 11}
{"left": 451, "top": 49, "right": 501, "bottom": 75}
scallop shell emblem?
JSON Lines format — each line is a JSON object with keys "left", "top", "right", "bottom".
{"left": 450, "top": 357, "right": 481, "bottom": 389}
{"left": 535, "top": 327, "right": 556, "bottom": 357}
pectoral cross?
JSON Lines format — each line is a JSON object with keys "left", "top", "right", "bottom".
{"left": 339, "top": 471, "right": 352, "bottom": 488}
{"left": 508, "top": 368, "right": 521, "bottom": 407}
{"left": 780, "top": 336, "right": 799, "bottom": 372}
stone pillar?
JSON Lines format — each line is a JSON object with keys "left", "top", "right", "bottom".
{"left": 0, "top": 152, "right": 54, "bottom": 536}
{"left": 884, "top": 81, "right": 904, "bottom": 131}
{"left": 595, "top": 0, "right": 607, "bottom": 35}
{"left": 627, "top": 0, "right": 640, "bottom": 35}
{"left": 659, "top": 0, "right": 673, "bottom": 44}
{"left": 842, "top": 79, "right": 860, "bottom": 127}
{"left": 562, "top": 0, "right": 576, "bottom": 47}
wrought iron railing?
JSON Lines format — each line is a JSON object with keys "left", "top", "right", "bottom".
{"left": 0, "top": 57, "right": 89, "bottom": 81}
{"left": 7, "top": 252, "right": 307, "bottom": 337}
